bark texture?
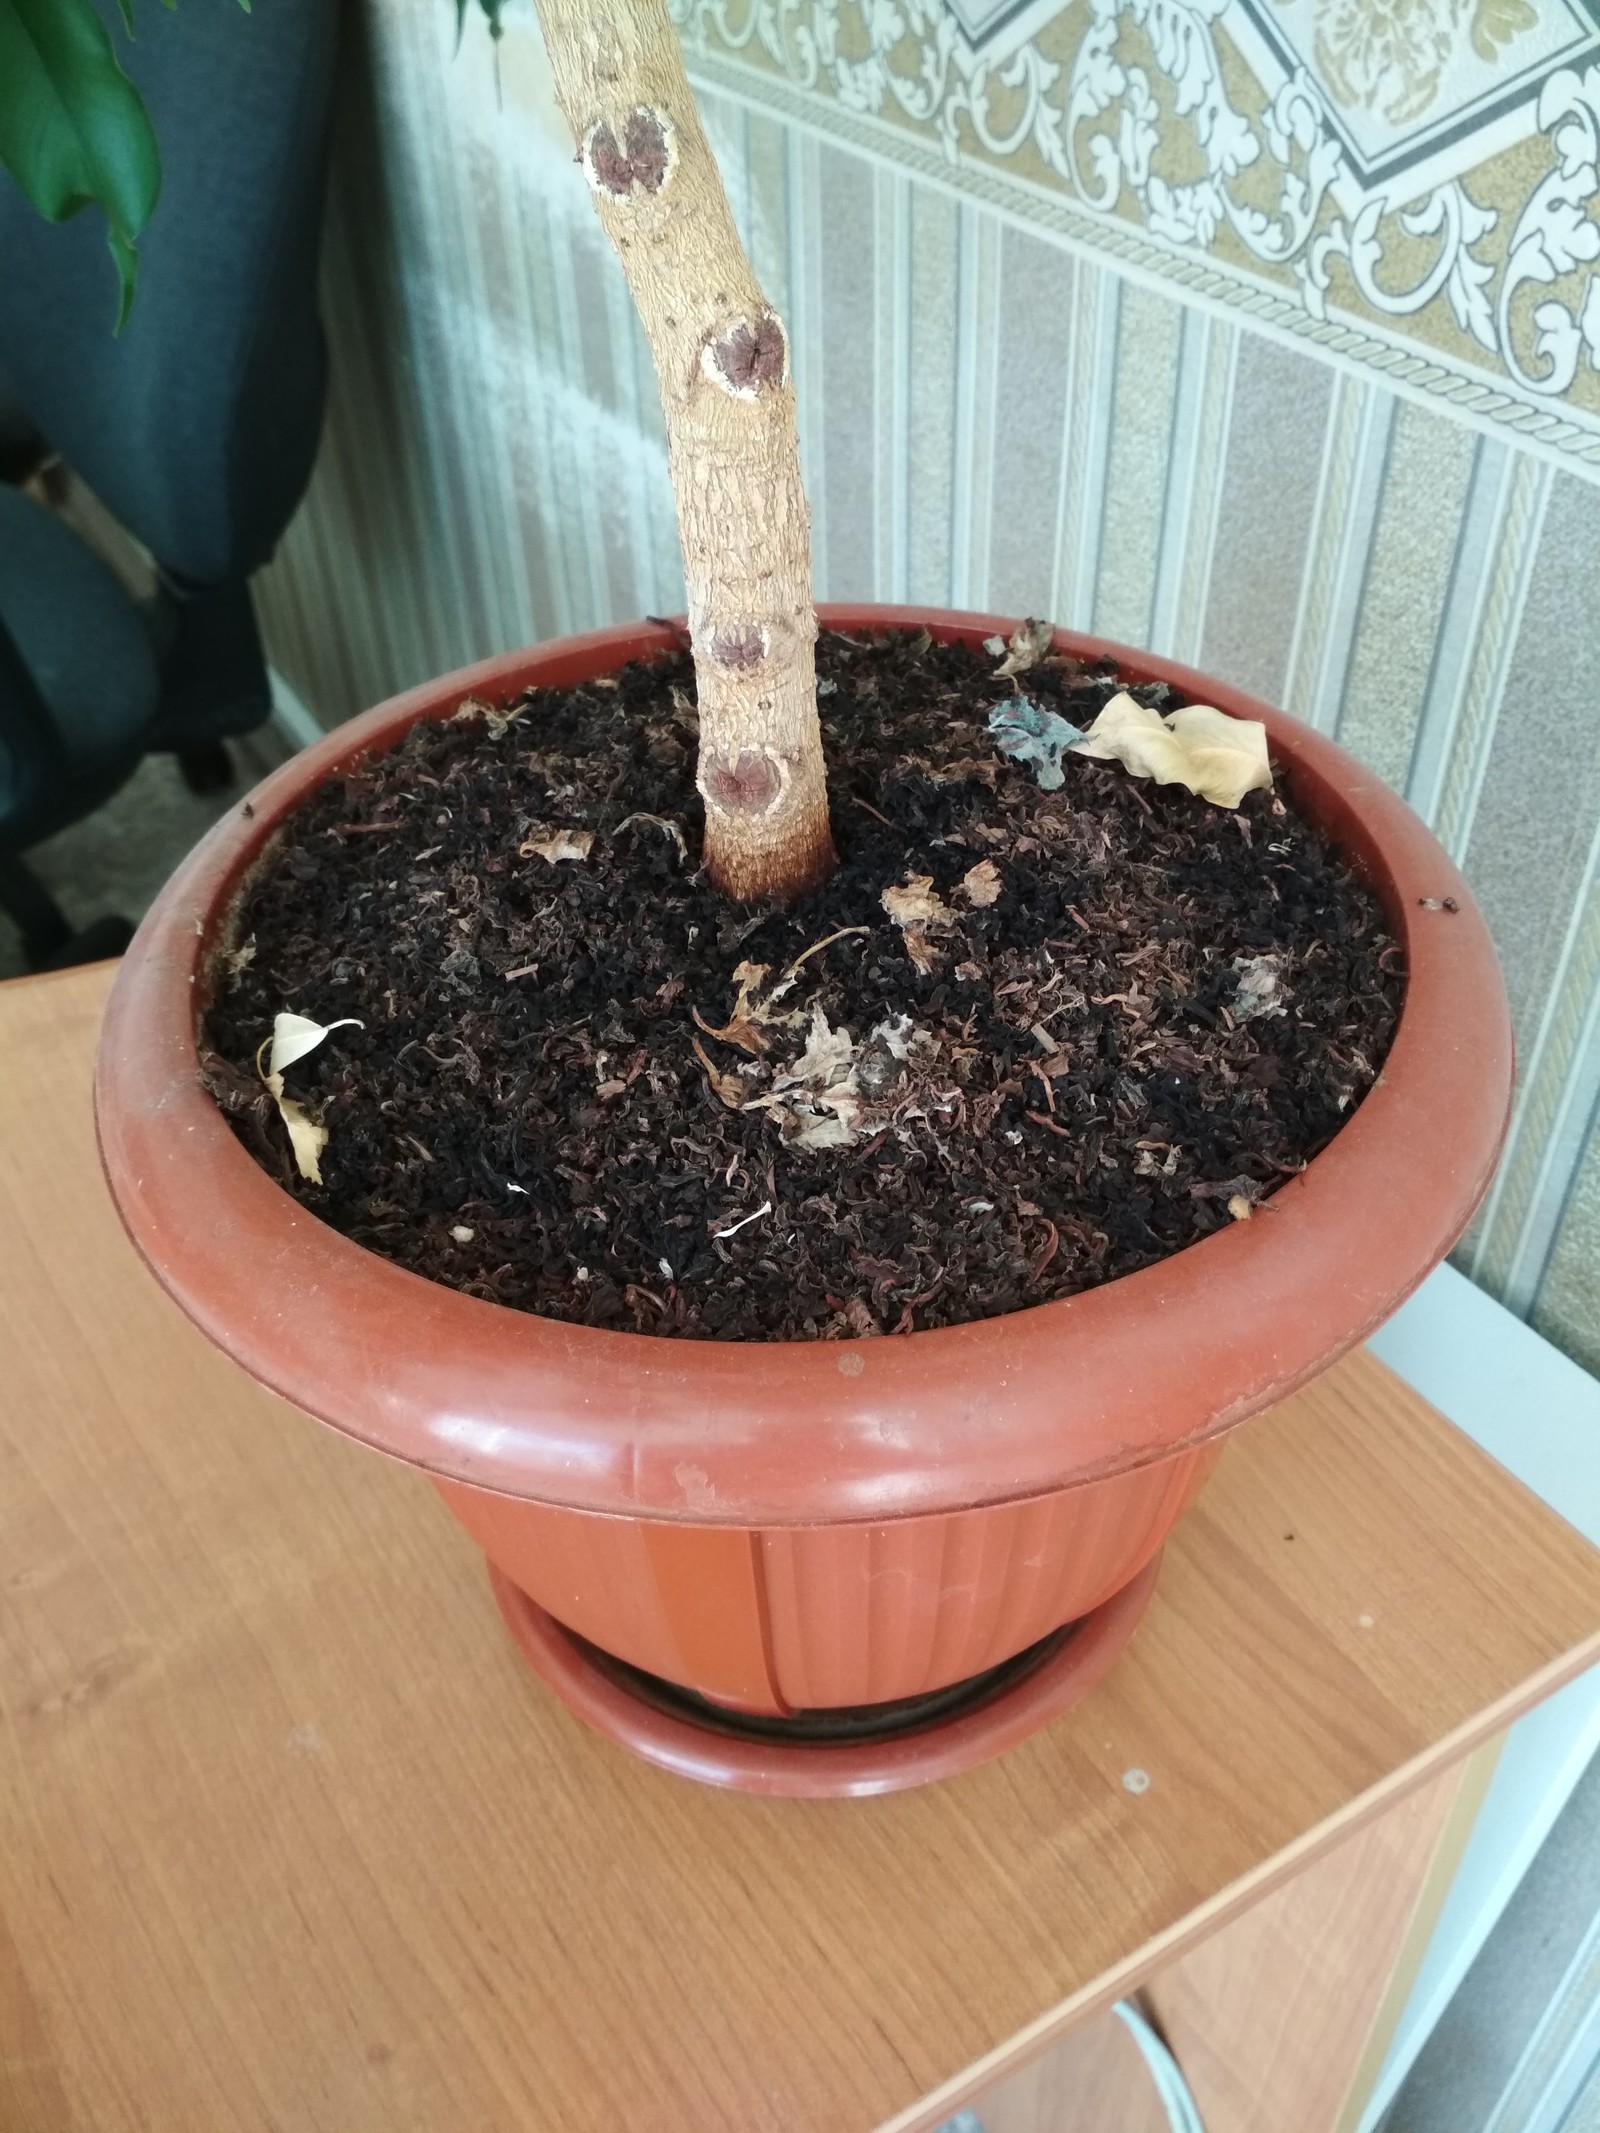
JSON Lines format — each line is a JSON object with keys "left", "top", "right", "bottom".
{"left": 533, "top": 0, "right": 836, "bottom": 903}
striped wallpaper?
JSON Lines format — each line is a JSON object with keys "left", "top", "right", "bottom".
{"left": 254, "top": 0, "right": 1600, "bottom": 1375}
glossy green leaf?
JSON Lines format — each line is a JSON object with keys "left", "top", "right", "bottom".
{"left": 0, "top": 0, "right": 161, "bottom": 323}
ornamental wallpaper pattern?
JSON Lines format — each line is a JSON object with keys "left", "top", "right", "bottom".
{"left": 255, "top": 0, "right": 1600, "bottom": 1374}
{"left": 667, "top": 0, "right": 1600, "bottom": 467}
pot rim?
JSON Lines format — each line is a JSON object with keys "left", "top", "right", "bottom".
{"left": 95, "top": 605, "right": 1512, "bottom": 1525}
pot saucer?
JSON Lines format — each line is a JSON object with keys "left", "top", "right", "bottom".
{"left": 490, "top": 1551, "right": 1162, "bottom": 1797}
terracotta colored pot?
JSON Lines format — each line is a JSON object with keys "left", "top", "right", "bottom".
{"left": 95, "top": 607, "right": 1511, "bottom": 1776}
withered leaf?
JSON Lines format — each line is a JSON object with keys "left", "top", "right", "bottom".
{"left": 692, "top": 1004, "right": 767, "bottom": 1056}
{"left": 1077, "top": 693, "right": 1272, "bottom": 810}
{"left": 960, "top": 859, "right": 1003, "bottom": 908}
{"left": 692, "top": 1037, "right": 747, "bottom": 1110}
{"left": 881, "top": 875, "right": 954, "bottom": 931}
{"left": 773, "top": 1007, "right": 856, "bottom": 1093}
{"left": 901, "top": 924, "right": 942, "bottom": 975}
{"left": 786, "top": 1105, "right": 859, "bottom": 1151}
{"left": 747, "top": 1009, "right": 865, "bottom": 1149}
{"left": 990, "top": 617, "right": 1056, "bottom": 678}
{"left": 519, "top": 827, "right": 595, "bottom": 864}
{"left": 256, "top": 1011, "right": 364, "bottom": 1184}
{"left": 1231, "top": 953, "right": 1288, "bottom": 1021}
{"left": 454, "top": 694, "right": 523, "bottom": 739}
{"left": 268, "top": 1011, "right": 363, "bottom": 1078}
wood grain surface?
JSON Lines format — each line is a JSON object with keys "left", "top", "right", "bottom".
{"left": 1143, "top": 1750, "right": 1484, "bottom": 2133}
{"left": 4, "top": 962, "right": 1600, "bottom": 2133}
{"left": 972, "top": 2007, "right": 1169, "bottom": 2131}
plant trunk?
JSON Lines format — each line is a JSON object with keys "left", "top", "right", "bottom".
{"left": 532, "top": 0, "right": 836, "bottom": 904}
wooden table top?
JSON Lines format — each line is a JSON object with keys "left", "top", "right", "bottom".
{"left": 4, "top": 961, "right": 1600, "bottom": 2133}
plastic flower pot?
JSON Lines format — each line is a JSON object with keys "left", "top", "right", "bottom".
{"left": 95, "top": 607, "right": 1512, "bottom": 1796}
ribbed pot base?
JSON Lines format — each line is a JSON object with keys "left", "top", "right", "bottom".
{"left": 489, "top": 1551, "right": 1162, "bottom": 1797}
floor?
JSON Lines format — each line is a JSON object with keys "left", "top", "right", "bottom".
{"left": 0, "top": 728, "right": 291, "bottom": 982}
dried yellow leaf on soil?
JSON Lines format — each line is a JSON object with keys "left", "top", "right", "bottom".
{"left": 961, "top": 859, "right": 1002, "bottom": 907}
{"left": 519, "top": 827, "right": 595, "bottom": 864}
{"left": 745, "top": 1009, "right": 866, "bottom": 1150}
{"left": 257, "top": 1012, "right": 364, "bottom": 1184}
{"left": 989, "top": 617, "right": 1055, "bottom": 678}
{"left": 1077, "top": 692, "right": 1272, "bottom": 810}
{"left": 900, "top": 924, "right": 942, "bottom": 975}
{"left": 881, "top": 875, "right": 954, "bottom": 930}
{"left": 694, "top": 954, "right": 820, "bottom": 1054}
{"left": 276, "top": 1098, "right": 330, "bottom": 1185}
{"left": 692, "top": 1038, "right": 747, "bottom": 1110}
{"left": 773, "top": 1008, "right": 856, "bottom": 1094}
{"left": 692, "top": 1006, "right": 767, "bottom": 1056}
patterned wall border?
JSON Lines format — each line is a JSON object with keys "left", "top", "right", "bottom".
{"left": 670, "top": 0, "right": 1600, "bottom": 477}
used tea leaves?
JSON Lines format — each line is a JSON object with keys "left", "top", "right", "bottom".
{"left": 206, "top": 628, "right": 1401, "bottom": 1341}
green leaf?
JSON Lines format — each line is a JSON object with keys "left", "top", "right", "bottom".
{"left": 0, "top": 0, "right": 162, "bottom": 323}
{"left": 113, "top": 0, "right": 136, "bottom": 33}
{"left": 106, "top": 219, "right": 137, "bottom": 331}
